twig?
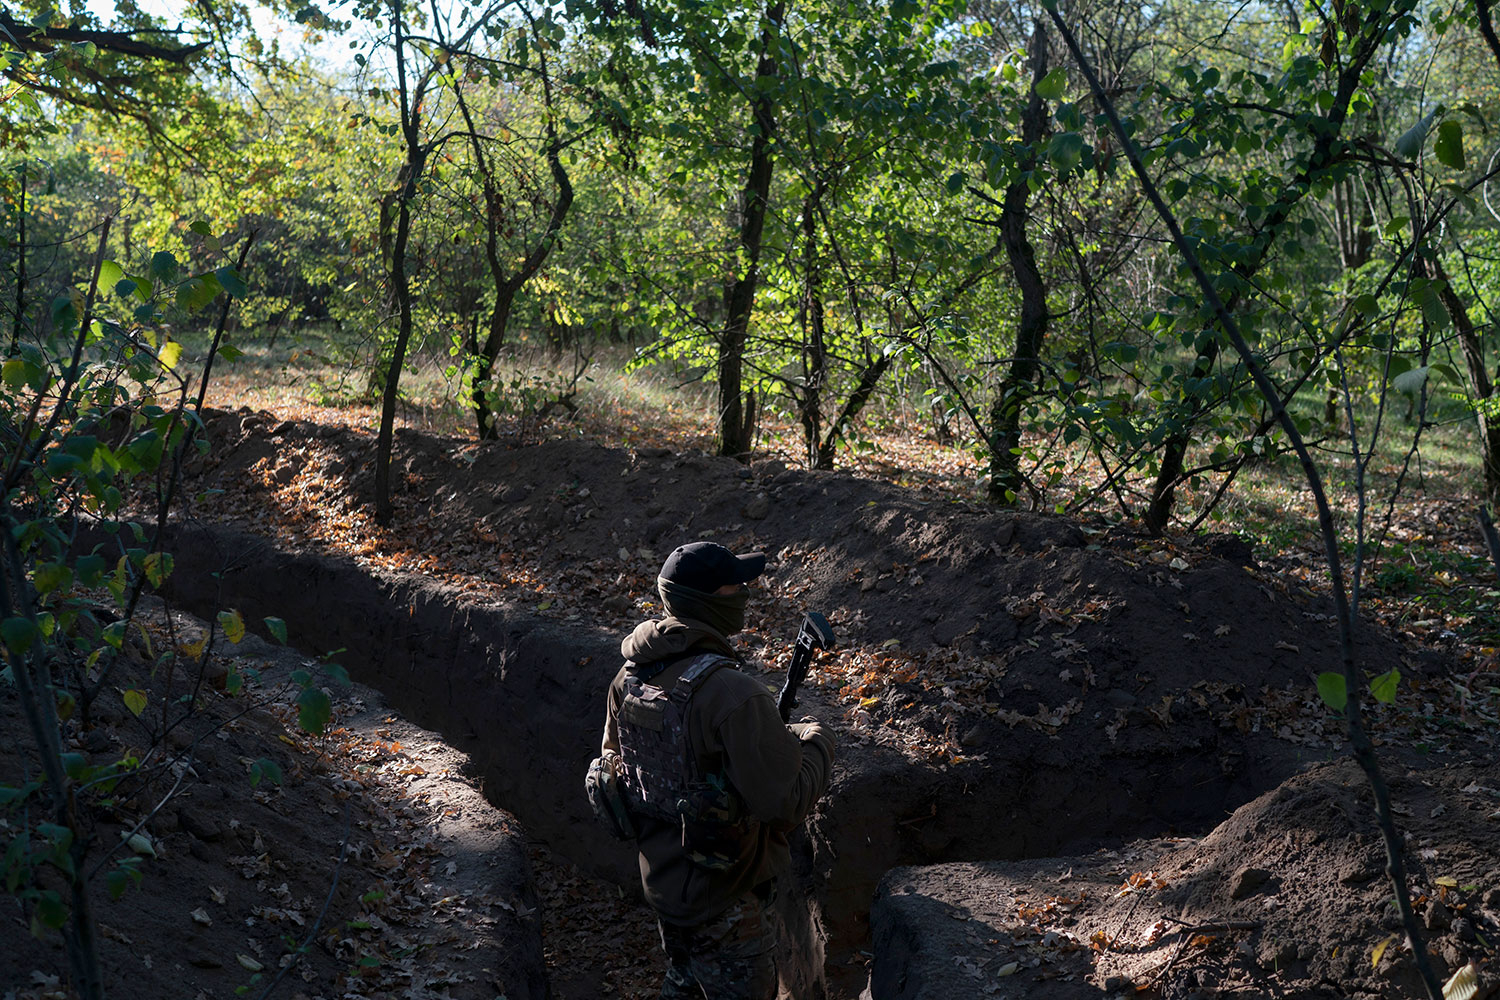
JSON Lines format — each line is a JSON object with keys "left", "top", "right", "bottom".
{"left": 1147, "top": 920, "right": 1262, "bottom": 986}
{"left": 254, "top": 803, "right": 354, "bottom": 1000}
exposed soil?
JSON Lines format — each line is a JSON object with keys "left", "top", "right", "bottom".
{"left": 868, "top": 756, "right": 1500, "bottom": 999}
{"left": 7, "top": 404, "right": 1499, "bottom": 999}
{"left": 2, "top": 604, "right": 546, "bottom": 1000}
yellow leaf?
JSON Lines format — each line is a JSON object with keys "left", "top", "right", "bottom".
{"left": 1435, "top": 877, "right": 1459, "bottom": 887}
{"left": 178, "top": 639, "right": 206, "bottom": 661}
{"left": 859, "top": 696, "right": 880, "bottom": 708}
{"left": 217, "top": 608, "right": 246, "bottom": 644}
{"left": 1371, "top": 933, "right": 1396, "bottom": 969}
{"left": 159, "top": 340, "right": 182, "bottom": 371}
{"left": 123, "top": 688, "right": 147, "bottom": 717}
{"left": 881, "top": 638, "right": 901, "bottom": 649}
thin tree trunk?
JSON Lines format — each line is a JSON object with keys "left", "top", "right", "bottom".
{"left": 375, "top": 194, "right": 413, "bottom": 526}
{"left": 454, "top": 38, "right": 574, "bottom": 441}
{"left": 717, "top": 0, "right": 783, "bottom": 459}
{"left": 375, "top": 0, "right": 419, "bottom": 525}
{"left": 1435, "top": 258, "right": 1500, "bottom": 506}
{"left": 989, "top": 20, "right": 1052, "bottom": 503}
{"left": 798, "top": 182, "right": 828, "bottom": 468}
{"left": 817, "top": 353, "right": 893, "bottom": 467}
{"left": 10, "top": 163, "right": 26, "bottom": 356}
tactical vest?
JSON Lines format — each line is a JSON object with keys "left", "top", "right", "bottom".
{"left": 616, "top": 653, "right": 749, "bottom": 870}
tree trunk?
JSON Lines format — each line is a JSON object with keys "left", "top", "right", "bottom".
{"left": 988, "top": 21, "right": 1051, "bottom": 504}
{"left": 374, "top": 195, "right": 414, "bottom": 526}
{"left": 454, "top": 56, "right": 574, "bottom": 442}
{"left": 472, "top": 290, "right": 515, "bottom": 439}
{"left": 1435, "top": 258, "right": 1500, "bottom": 506}
{"left": 798, "top": 183, "right": 829, "bottom": 468}
{"left": 717, "top": 0, "right": 783, "bottom": 459}
{"left": 817, "top": 353, "right": 893, "bottom": 468}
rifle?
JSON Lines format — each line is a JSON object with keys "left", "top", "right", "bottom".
{"left": 777, "top": 611, "right": 836, "bottom": 722}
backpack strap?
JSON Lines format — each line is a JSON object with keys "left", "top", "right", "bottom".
{"left": 671, "top": 653, "right": 734, "bottom": 701}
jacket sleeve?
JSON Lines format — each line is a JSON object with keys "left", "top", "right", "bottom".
{"left": 600, "top": 666, "right": 626, "bottom": 758}
{"left": 713, "top": 685, "right": 834, "bottom": 833}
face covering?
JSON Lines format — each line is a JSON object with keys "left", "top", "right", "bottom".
{"left": 657, "top": 577, "right": 750, "bottom": 637}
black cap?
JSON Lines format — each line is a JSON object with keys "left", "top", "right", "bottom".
{"left": 659, "top": 542, "right": 766, "bottom": 593}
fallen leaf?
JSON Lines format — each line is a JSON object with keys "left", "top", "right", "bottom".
{"left": 190, "top": 908, "right": 212, "bottom": 926}
{"left": 123, "top": 832, "right": 156, "bottom": 858}
{"left": 1215, "top": 625, "right": 1232, "bottom": 636}
{"left": 237, "top": 954, "right": 263, "bottom": 972}
{"left": 1444, "top": 962, "right": 1479, "bottom": 1000}
{"left": 1274, "top": 641, "right": 1300, "bottom": 653}
{"left": 1372, "top": 933, "right": 1396, "bottom": 969}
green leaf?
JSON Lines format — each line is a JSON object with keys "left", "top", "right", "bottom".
{"left": 150, "top": 251, "right": 179, "bottom": 281}
{"left": 1392, "top": 366, "right": 1430, "bottom": 395}
{"left": 1034, "top": 67, "right": 1068, "bottom": 101}
{"left": 1048, "top": 132, "right": 1085, "bottom": 173}
{"left": 34, "top": 890, "right": 69, "bottom": 930}
{"left": 1, "top": 617, "right": 38, "bottom": 654}
{"left": 215, "top": 266, "right": 248, "bottom": 299}
{"left": 99, "top": 259, "right": 125, "bottom": 294}
{"left": 248, "top": 757, "right": 283, "bottom": 788}
{"left": 218, "top": 343, "right": 246, "bottom": 362}
{"left": 1370, "top": 668, "right": 1401, "bottom": 704}
{"left": 123, "top": 689, "right": 147, "bottom": 717}
{"left": 218, "top": 609, "right": 246, "bottom": 645}
{"left": 1317, "top": 672, "right": 1348, "bottom": 711}
{"left": 1435, "top": 120, "right": 1465, "bottom": 170}
{"left": 175, "top": 274, "right": 223, "bottom": 312}
{"left": 297, "top": 686, "right": 332, "bottom": 735}
{"left": 1395, "top": 107, "right": 1441, "bottom": 160}
{"left": 143, "top": 551, "right": 173, "bottom": 588}
{"left": 263, "top": 616, "right": 288, "bottom": 645}
{"left": 189, "top": 220, "right": 213, "bottom": 236}
{"left": 33, "top": 563, "right": 73, "bottom": 596}
{"left": 2, "top": 358, "right": 26, "bottom": 389}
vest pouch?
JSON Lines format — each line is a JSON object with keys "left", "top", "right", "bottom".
{"left": 675, "top": 773, "right": 749, "bottom": 871}
{"left": 585, "top": 754, "right": 636, "bottom": 841}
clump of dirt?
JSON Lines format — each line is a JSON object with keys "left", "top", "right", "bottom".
{"left": 1, "top": 603, "right": 545, "bottom": 1000}
{"left": 869, "top": 755, "right": 1500, "bottom": 999}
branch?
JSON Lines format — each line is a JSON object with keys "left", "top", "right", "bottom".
{"left": 0, "top": 11, "right": 209, "bottom": 62}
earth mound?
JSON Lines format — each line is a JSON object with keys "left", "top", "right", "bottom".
{"left": 868, "top": 756, "right": 1500, "bottom": 999}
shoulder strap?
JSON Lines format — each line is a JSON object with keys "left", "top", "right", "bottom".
{"left": 672, "top": 653, "right": 734, "bottom": 699}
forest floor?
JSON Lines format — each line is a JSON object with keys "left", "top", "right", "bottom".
{"left": 7, "top": 349, "right": 1500, "bottom": 999}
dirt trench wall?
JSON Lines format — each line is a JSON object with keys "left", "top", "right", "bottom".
{"left": 156, "top": 522, "right": 839, "bottom": 995}
{"left": 150, "top": 522, "right": 1299, "bottom": 989}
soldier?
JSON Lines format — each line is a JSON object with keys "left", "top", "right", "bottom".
{"left": 591, "top": 541, "right": 835, "bottom": 999}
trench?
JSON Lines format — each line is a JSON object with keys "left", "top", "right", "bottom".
{"left": 158, "top": 522, "right": 1294, "bottom": 998}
